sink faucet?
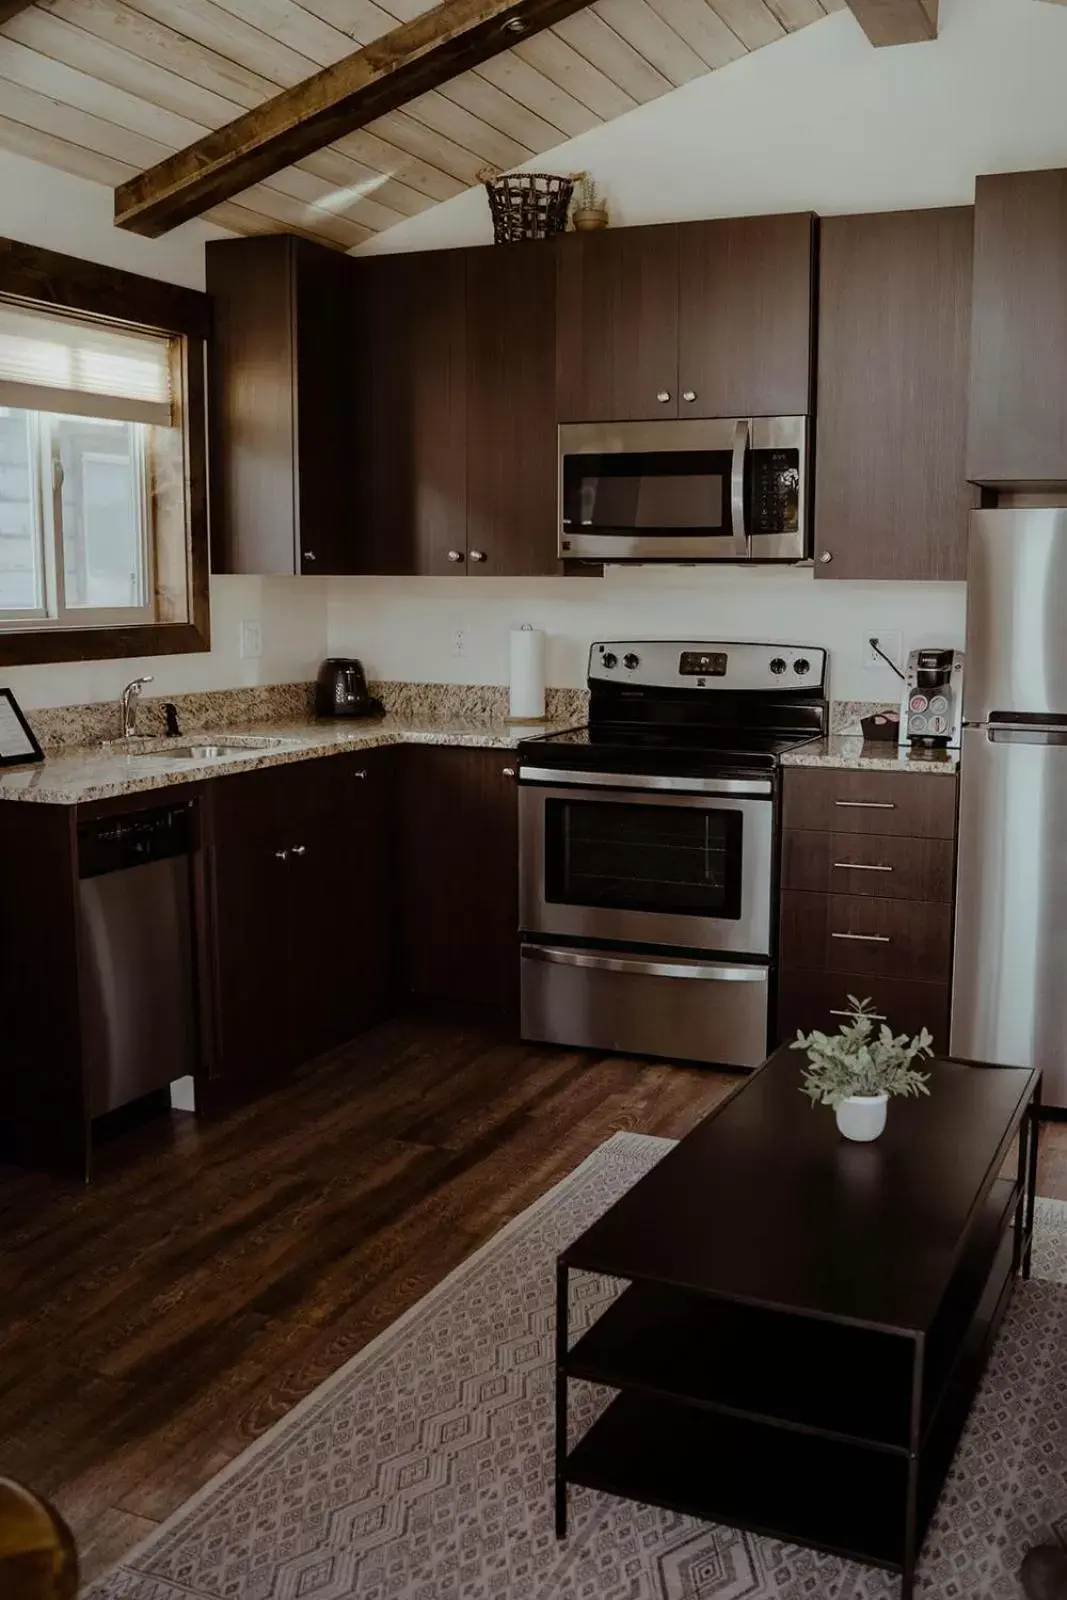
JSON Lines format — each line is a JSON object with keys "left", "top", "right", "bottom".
{"left": 121, "top": 676, "right": 154, "bottom": 739}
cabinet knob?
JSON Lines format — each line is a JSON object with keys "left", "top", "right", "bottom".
{"left": 502, "top": 766, "right": 516, "bottom": 777}
{"left": 469, "top": 549, "right": 486, "bottom": 563}
{"left": 302, "top": 550, "right": 317, "bottom": 562}
{"left": 353, "top": 768, "right": 367, "bottom": 780}
{"left": 656, "top": 391, "right": 671, "bottom": 404}
{"left": 274, "top": 849, "right": 289, "bottom": 861}
{"left": 447, "top": 550, "right": 464, "bottom": 563}
{"left": 682, "top": 390, "right": 697, "bottom": 403}
{"left": 819, "top": 551, "right": 833, "bottom": 565}
{"left": 291, "top": 844, "right": 307, "bottom": 857}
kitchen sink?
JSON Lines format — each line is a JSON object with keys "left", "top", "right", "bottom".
{"left": 122, "top": 735, "right": 289, "bottom": 760}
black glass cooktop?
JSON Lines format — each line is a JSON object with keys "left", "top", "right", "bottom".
{"left": 519, "top": 722, "right": 821, "bottom": 776}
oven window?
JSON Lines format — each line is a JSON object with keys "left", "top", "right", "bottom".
{"left": 544, "top": 798, "right": 743, "bottom": 918}
{"left": 562, "top": 451, "right": 729, "bottom": 535}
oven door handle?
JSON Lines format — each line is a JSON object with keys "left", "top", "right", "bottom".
{"left": 522, "top": 947, "right": 769, "bottom": 983}
{"left": 731, "top": 417, "right": 750, "bottom": 559}
{"left": 519, "top": 766, "right": 772, "bottom": 797}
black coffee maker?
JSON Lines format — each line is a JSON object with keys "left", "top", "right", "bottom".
{"left": 315, "top": 659, "right": 385, "bottom": 718}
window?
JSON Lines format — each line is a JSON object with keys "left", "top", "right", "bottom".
{"left": 0, "top": 305, "right": 178, "bottom": 635}
{"left": 0, "top": 242, "right": 210, "bottom": 670}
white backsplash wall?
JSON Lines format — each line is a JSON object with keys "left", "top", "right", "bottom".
{"left": 5, "top": 577, "right": 329, "bottom": 712}
{"left": 327, "top": 569, "right": 967, "bottom": 705}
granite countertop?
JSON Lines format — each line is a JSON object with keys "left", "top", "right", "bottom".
{"left": 781, "top": 735, "right": 959, "bottom": 776}
{"left": 0, "top": 714, "right": 582, "bottom": 806}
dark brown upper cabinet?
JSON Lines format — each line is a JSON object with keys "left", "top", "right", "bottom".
{"left": 815, "top": 208, "right": 976, "bottom": 580}
{"left": 353, "top": 249, "right": 468, "bottom": 575}
{"left": 466, "top": 243, "right": 558, "bottom": 576}
{"left": 556, "top": 215, "right": 815, "bottom": 422}
{"left": 207, "top": 235, "right": 355, "bottom": 576}
{"left": 677, "top": 214, "right": 815, "bottom": 418}
{"left": 351, "top": 240, "right": 558, "bottom": 577}
{"left": 556, "top": 224, "right": 680, "bottom": 421}
{"left": 968, "top": 169, "right": 1067, "bottom": 486}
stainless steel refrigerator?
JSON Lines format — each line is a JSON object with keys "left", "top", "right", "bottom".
{"left": 952, "top": 508, "right": 1067, "bottom": 1107}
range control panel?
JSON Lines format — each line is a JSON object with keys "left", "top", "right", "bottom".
{"left": 589, "top": 641, "right": 827, "bottom": 693}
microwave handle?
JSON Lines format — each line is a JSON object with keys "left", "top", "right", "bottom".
{"left": 731, "top": 418, "right": 750, "bottom": 558}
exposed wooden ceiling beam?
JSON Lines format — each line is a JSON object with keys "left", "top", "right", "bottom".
{"left": 843, "top": 0, "right": 938, "bottom": 45}
{"left": 0, "top": 2, "right": 37, "bottom": 20}
{"left": 114, "top": 0, "right": 599, "bottom": 237}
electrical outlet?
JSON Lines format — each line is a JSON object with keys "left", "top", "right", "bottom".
{"left": 865, "top": 631, "right": 902, "bottom": 671}
{"left": 240, "top": 619, "right": 262, "bottom": 659}
{"left": 452, "top": 627, "right": 467, "bottom": 658}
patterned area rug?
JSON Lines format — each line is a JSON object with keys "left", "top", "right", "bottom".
{"left": 90, "top": 1132, "right": 1067, "bottom": 1600}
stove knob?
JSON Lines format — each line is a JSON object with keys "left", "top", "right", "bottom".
{"left": 623, "top": 653, "right": 641, "bottom": 671}
{"left": 793, "top": 658, "right": 811, "bottom": 676}
{"left": 770, "top": 657, "right": 787, "bottom": 675}
{"left": 601, "top": 652, "right": 618, "bottom": 670}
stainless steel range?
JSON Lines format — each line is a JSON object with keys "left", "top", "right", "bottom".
{"left": 518, "top": 641, "right": 827, "bottom": 1069}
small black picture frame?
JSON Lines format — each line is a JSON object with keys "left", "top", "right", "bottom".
{"left": 0, "top": 688, "right": 44, "bottom": 767}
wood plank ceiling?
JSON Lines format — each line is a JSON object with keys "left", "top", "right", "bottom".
{"left": 0, "top": 0, "right": 841, "bottom": 248}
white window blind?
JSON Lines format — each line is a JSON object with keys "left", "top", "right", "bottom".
{"left": 0, "top": 302, "right": 174, "bottom": 427}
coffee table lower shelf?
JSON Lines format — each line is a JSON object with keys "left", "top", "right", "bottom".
{"left": 567, "top": 1389, "right": 908, "bottom": 1571}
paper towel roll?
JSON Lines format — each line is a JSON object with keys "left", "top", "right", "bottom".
{"left": 509, "top": 625, "right": 546, "bottom": 721}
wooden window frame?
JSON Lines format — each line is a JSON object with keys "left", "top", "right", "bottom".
{"left": 0, "top": 236, "right": 211, "bottom": 667}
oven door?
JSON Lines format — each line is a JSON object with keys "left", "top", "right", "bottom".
{"left": 518, "top": 769, "right": 774, "bottom": 955}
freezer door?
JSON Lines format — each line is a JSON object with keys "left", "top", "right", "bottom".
{"left": 966, "top": 509, "right": 1067, "bottom": 722}
{"left": 951, "top": 723, "right": 1067, "bottom": 1105}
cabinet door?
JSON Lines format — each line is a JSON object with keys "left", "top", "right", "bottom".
{"left": 556, "top": 225, "right": 679, "bottom": 421}
{"left": 208, "top": 767, "right": 298, "bottom": 1083}
{"left": 678, "top": 214, "right": 815, "bottom": 418}
{"left": 353, "top": 251, "right": 467, "bottom": 575}
{"left": 466, "top": 242, "right": 558, "bottom": 577}
{"left": 288, "top": 750, "right": 397, "bottom": 1057}
{"left": 815, "top": 209, "right": 975, "bottom": 580}
{"left": 207, "top": 236, "right": 299, "bottom": 576}
{"left": 399, "top": 747, "right": 519, "bottom": 1011}
{"left": 969, "top": 169, "right": 1067, "bottom": 484}
{"left": 294, "top": 240, "right": 357, "bottom": 575}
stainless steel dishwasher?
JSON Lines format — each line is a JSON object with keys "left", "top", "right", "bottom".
{"left": 77, "top": 803, "right": 198, "bottom": 1117}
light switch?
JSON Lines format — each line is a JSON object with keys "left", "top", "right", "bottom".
{"left": 240, "top": 619, "right": 262, "bottom": 659}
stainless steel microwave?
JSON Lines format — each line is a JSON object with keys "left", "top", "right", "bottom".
{"left": 558, "top": 417, "right": 809, "bottom": 563}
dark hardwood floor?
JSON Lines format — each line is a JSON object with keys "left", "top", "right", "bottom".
{"left": 0, "top": 1019, "right": 735, "bottom": 1582}
{"left": 1, "top": 1018, "right": 1064, "bottom": 1585}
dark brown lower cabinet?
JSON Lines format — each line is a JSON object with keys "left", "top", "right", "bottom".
{"left": 778, "top": 767, "right": 958, "bottom": 1057}
{"left": 399, "top": 745, "right": 520, "bottom": 1011}
{"left": 779, "top": 970, "right": 951, "bottom": 1054}
{"left": 206, "top": 750, "right": 395, "bottom": 1087}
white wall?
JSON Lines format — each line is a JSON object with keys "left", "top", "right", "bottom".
{"left": 0, "top": 151, "right": 329, "bottom": 711}
{"left": 357, "top": 0, "right": 1067, "bottom": 257}
{"left": 327, "top": 569, "right": 966, "bottom": 704}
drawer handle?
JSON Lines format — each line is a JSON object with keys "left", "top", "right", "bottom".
{"left": 830, "top": 1007, "right": 887, "bottom": 1021}
{"left": 831, "top": 931, "right": 891, "bottom": 943}
{"left": 834, "top": 800, "right": 896, "bottom": 810}
{"left": 833, "top": 861, "right": 893, "bottom": 873}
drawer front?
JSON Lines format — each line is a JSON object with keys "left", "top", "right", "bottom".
{"left": 783, "top": 768, "right": 957, "bottom": 838}
{"left": 781, "top": 830, "right": 955, "bottom": 903}
{"left": 780, "top": 890, "right": 953, "bottom": 982}
{"left": 778, "top": 968, "right": 949, "bottom": 1052}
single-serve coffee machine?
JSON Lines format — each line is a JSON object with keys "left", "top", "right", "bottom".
{"left": 899, "top": 648, "right": 965, "bottom": 748}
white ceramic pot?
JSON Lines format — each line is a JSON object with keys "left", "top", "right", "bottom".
{"left": 835, "top": 1092, "right": 888, "bottom": 1142}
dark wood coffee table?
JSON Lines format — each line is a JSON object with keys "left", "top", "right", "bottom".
{"left": 555, "top": 1048, "right": 1041, "bottom": 1599}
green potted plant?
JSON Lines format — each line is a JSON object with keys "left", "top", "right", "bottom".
{"left": 792, "top": 997, "right": 933, "bottom": 1141}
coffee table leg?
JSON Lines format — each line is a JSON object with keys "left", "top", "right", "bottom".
{"left": 901, "top": 1337, "right": 924, "bottom": 1600}
{"left": 555, "top": 1259, "right": 569, "bottom": 1539}
{"left": 1024, "top": 1080, "right": 1042, "bottom": 1280}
